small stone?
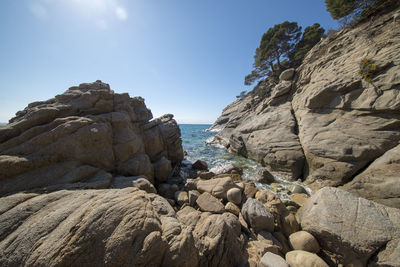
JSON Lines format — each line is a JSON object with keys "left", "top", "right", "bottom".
{"left": 188, "top": 190, "right": 200, "bottom": 207}
{"left": 255, "top": 190, "right": 275, "bottom": 204}
{"left": 288, "top": 184, "right": 307, "bottom": 194}
{"left": 174, "top": 191, "right": 189, "bottom": 206}
{"left": 184, "top": 179, "right": 197, "bottom": 191}
{"left": 286, "top": 250, "right": 328, "bottom": 267}
{"left": 286, "top": 205, "right": 297, "bottom": 213}
{"left": 243, "top": 182, "right": 258, "bottom": 199}
{"left": 254, "top": 168, "right": 275, "bottom": 184}
{"left": 281, "top": 212, "right": 300, "bottom": 238}
{"left": 196, "top": 192, "right": 225, "bottom": 213}
{"left": 225, "top": 202, "right": 240, "bottom": 216}
{"left": 192, "top": 160, "right": 208, "bottom": 170}
{"left": 290, "top": 193, "right": 309, "bottom": 206}
{"left": 227, "top": 188, "right": 242, "bottom": 205}
{"left": 260, "top": 252, "right": 289, "bottom": 267}
{"left": 199, "top": 171, "right": 214, "bottom": 180}
{"left": 289, "top": 231, "right": 320, "bottom": 253}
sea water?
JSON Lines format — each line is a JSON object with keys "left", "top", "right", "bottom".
{"left": 179, "top": 124, "right": 261, "bottom": 181}
{"left": 179, "top": 124, "right": 311, "bottom": 199}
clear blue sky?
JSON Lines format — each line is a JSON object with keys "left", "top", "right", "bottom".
{"left": 0, "top": 0, "right": 337, "bottom": 124}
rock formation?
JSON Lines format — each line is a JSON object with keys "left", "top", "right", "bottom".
{"left": 210, "top": 9, "right": 400, "bottom": 208}
{"left": 0, "top": 81, "right": 183, "bottom": 196}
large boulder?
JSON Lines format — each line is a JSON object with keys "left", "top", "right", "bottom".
{"left": 177, "top": 206, "right": 246, "bottom": 266}
{"left": 0, "top": 188, "right": 198, "bottom": 266}
{"left": 342, "top": 143, "right": 400, "bottom": 208}
{"left": 197, "top": 177, "right": 237, "bottom": 199}
{"left": 298, "top": 187, "right": 400, "bottom": 266}
{"left": 241, "top": 198, "right": 274, "bottom": 233}
{"left": 0, "top": 81, "right": 183, "bottom": 195}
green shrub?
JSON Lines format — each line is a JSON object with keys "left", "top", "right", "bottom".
{"left": 359, "top": 58, "right": 377, "bottom": 83}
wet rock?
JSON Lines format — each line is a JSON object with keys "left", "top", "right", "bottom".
{"left": 192, "top": 160, "right": 208, "bottom": 171}
{"left": 288, "top": 184, "right": 307, "bottom": 194}
{"left": 253, "top": 168, "right": 275, "bottom": 184}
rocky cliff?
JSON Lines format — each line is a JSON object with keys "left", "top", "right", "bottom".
{"left": 210, "top": 9, "right": 400, "bottom": 208}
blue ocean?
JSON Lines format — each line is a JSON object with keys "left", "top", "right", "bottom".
{"left": 179, "top": 124, "right": 310, "bottom": 199}
{"left": 179, "top": 124, "right": 261, "bottom": 181}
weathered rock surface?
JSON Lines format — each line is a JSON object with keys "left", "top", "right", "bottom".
{"left": 298, "top": 187, "right": 400, "bottom": 266}
{"left": 289, "top": 231, "right": 320, "bottom": 253}
{"left": 210, "top": 10, "right": 400, "bottom": 203}
{"left": 197, "top": 177, "right": 237, "bottom": 199}
{"left": 241, "top": 198, "right": 274, "bottom": 233}
{"left": 0, "top": 188, "right": 199, "bottom": 266}
{"left": 227, "top": 187, "right": 242, "bottom": 205}
{"left": 177, "top": 206, "right": 246, "bottom": 266}
{"left": 342, "top": 143, "right": 400, "bottom": 208}
{"left": 285, "top": 250, "right": 328, "bottom": 267}
{"left": 260, "top": 252, "right": 289, "bottom": 267}
{"left": 196, "top": 192, "right": 225, "bottom": 213}
{"left": 0, "top": 81, "right": 183, "bottom": 195}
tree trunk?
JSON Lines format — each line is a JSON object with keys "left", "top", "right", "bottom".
{"left": 276, "top": 52, "right": 282, "bottom": 70}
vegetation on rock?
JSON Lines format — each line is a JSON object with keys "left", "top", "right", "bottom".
{"left": 245, "top": 21, "right": 324, "bottom": 86}
{"left": 359, "top": 57, "right": 377, "bottom": 83}
{"left": 325, "top": 0, "right": 398, "bottom": 25}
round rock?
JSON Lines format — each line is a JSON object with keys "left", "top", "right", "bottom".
{"left": 289, "top": 231, "right": 320, "bottom": 253}
{"left": 227, "top": 188, "right": 242, "bottom": 205}
{"left": 260, "top": 252, "right": 289, "bottom": 267}
{"left": 285, "top": 250, "right": 328, "bottom": 267}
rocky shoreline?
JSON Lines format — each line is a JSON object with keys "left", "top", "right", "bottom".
{"left": 0, "top": 81, "right": 399, "bottom": 266}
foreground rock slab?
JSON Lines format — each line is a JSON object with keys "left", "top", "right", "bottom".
{"left": 0, "top": 188, "right": 249, "bottom": 267}
{"left": 298, "top": 187, "right": 400, "bottom": 266}
{"left": 0, "top": 188, "right": 196, "bottom": 266}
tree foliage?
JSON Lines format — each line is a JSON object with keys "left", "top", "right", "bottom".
{"left": 255, "top": 21, "right": 301, "bottom": 72}
{"left": 245, "top": 21, "right": 324, "bottom": 86}
{"left": 236, "top": 90, "right": 247, "bottom": 100}
{"left": 290, "top": 23, "right": 325, "bottom": 63}
{"left": 325, "top": 0, "right": 394, "bottom": 23}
